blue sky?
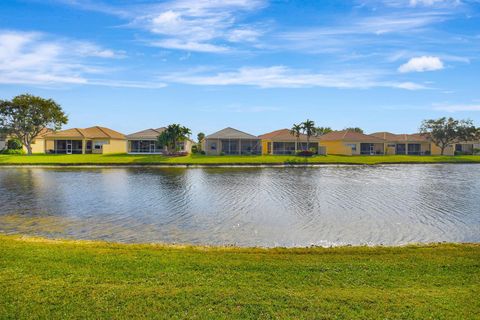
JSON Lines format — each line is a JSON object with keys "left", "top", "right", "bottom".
{"left": 1, "top": 0, "right": 479, "bottom": 136}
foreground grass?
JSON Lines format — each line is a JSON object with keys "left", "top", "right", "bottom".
{"left": 0, "top": 235, "right": 479, "bottom": 319}
{"left": 0, "top": 153, "right": 479, "bottom": 165}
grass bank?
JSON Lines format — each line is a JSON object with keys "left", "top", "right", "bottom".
{"left": 0, "top": 153, "right": 479, "bottom": 166}
{"left": 0, "top": 235, "right": 479, "bottom": 319}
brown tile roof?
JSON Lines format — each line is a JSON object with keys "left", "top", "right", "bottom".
{"left": 259, "top": 129, "right": 321, "bottom": 142}
{"left": 319, "top": 130, "right": 385, "bottom": 143}
{"left": 45, "top": 126, "right": 126, "bottom": 140}
{"left": 126, "top": 128, "right": 166, "bottom": 140}
{"left": 370, "top": 132, "right": 429, "bottom": 142}
{"left": 206, "top": 127, "right": 259, "bottom": 140}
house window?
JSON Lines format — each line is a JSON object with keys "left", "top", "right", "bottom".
{"left": 211, "top": 142, "right": 217, "bottom": 150}
{"left": 346, "top": 144, "right": 357, "bottom": 151}
{"left": 94, "top": 140, "right": 108, "bottom": 150}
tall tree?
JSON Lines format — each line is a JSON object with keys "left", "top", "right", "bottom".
{"left": 344, "top": 127, "right": 364, "bottom": 134}
{"left": 420, "top": 117, "right": 478, "bottom": 155}
{"left": 0, "top": 94, "right": 68, "bottom": 155}
{"left": 315, "top": 127, "right": 332, "bottom": 136}
{"left": 196, "top": 132, "right": 205, "bottom": 151}
{"left": 290, "top": 124, "right": 302, "bottom": 152}
{"left": 301, "top": 119, "right": 316, "bottom": 150}
{"left": 158, "top": 124, "right": 192, "bottom": 154}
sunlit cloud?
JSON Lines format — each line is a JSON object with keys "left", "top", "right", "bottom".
{"left": 398, "top": 56, "right": 444, "bottom": 73}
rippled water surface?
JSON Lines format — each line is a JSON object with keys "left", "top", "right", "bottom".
{"left": 0, "top": 165, "right": 479, "bottom": 247}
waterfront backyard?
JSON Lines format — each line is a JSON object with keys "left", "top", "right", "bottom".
{"left": 1, "top": 164, "right": 479, "bottom": 318}
{"left": 1, "top": 235, "right": 479, "bottom": 319}
{"left": 0, "top": 153, "right": 480, "bottom": 165}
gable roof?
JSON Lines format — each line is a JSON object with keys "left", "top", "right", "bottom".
{"left": 205, "top": 127, "right": 259, "bottom": 140}
{"left": 370, "top": 132, "right": 429, "bottom": 142}
{"left": 319, "top": 130, "right": 385, "bottom": 143}
{"left": 259, "top": 129, "right": 321, "bottom": 142}
{"left": 45, "top": 126, "right": 126, "bottom": 140}
{"left": 126, "top": 128, "right": 166, "bottom": 140}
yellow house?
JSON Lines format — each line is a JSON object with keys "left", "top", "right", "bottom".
{"left": 44, "top": 126, "right": 127, "bottom": 154}
{"left": 319, "top": 130, "right": 385, "bottom": 155}
{"left": 259, "top": 129, "right": 323, "bottom": 155}
{"left": 0, "top": 128, "right": 52, "bottom": 154}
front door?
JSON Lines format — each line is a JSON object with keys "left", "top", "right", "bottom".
{"left": 370, "top": 144, "right": 375, "bottom": 155}
{"left": 150, "top": 141, "right": 156, "bottom": 153}
{"left": 66, "top": 140, "right": 73, "bottom": 154}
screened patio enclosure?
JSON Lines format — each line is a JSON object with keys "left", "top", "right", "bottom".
{"left": 220, "top": 139, "right": 262, "bottom": 155}
{"left": 128, "top": 140, "right": 164, "bottom": 153}
{"left": 272, "top": 142, "right": 319, "bottom": 154}
{"left": 52, "top": 140, "right": 90, "bottom": 154}
{"left": 360, "top": 143, "right": 384, "bottom": 155}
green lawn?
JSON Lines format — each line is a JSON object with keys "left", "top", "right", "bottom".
{"left": 0, "top": 153, "right": 479, "bottom": 165}
{"left": 0, "top": 235, "right": 479, "bottom": 319}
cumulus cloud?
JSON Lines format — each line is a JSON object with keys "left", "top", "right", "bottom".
{"left": 398, "top": 56, "right": 444, "bottom": 73}
{"left": 131, "top": 0, "right": 266, "bottom": 52}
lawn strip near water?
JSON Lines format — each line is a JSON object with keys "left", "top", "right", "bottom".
{"left": 0, "top": 235, "right": 479, "bottom": 319}
{"left": 0, "top": 153, "right": 479, "bottom": 166}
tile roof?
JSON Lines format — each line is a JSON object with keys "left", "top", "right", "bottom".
{"left": 205, "top": 127, "right": 259, "bottom": 140}
{"left": 370, "top": 132, "right": 429, "bottom": 142}
{"left": 45, "top": 126, "right": 126, "bottom": 140}
{"left": 126, "top": 128, "right": 166, "bottom": 139}
{"left": 259, "top": 129, "right": 321, "bottom": 142}
{"left": 319, "top": 130, "right": 385, "bottom": 142}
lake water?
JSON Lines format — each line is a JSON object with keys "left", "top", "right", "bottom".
{"left": 0, "top": 165, "right": 479, "bottom": 247}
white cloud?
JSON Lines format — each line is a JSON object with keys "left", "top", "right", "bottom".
{"left": 434, "top": 104, "right": 480, "bottom": 112}
{"left": 0, "top": 30, "right": 160, "bottom": 88}
{"left": 161, "top": 66, "right": 426, "bottom": 90}
{"left": 398, "top": 56, "right": 444, "bottom": 73}
{"left": 131, "top": 0, "right": 266, "bottom": 52}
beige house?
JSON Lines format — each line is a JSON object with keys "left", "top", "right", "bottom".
{"left": 44, "top": 126, "right": 127, "bottom": 154}
{"left": 370, "top": 132, "right": 455, "bottom": 156}
{"left": 0, "top": 128, "right": 52, "bottom": 153}
{"left": 370, "top": 132, "right": 433, "bottom": 155}
{"left": 259, "top": 129, "right": 323, "bottom": 155}
{"left": 126, "top": 128, "right": 193, "bottom": 154}
{"left": 319, "top": 130, "right": 385, "bottom": 155}
{"left": 202, "top": 127, "right": 262, "bottom": 155}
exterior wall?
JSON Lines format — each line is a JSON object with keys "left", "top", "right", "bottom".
{"left": 320, "top": 140, "right": 355, "bottom": 155}
{"left": 183, "top": 140, "right": 193, "bottom": 153}
{"left": 22, "top": 138, "right": 46, "bottom": 153}
{"left": 45, "top": 140, "right": 55, "bottom": 153}
{"left": 0, "top": 140, "right": 5, "bottom": 150}
{"left": 431, "top": 143, "right": 454, "bottom": 156}
{"left": 262, "top": 140, "right": 271, "bottom": 155}
{"left": 204, "top": 139, "right": 221, "bottom": 155}
{"left": 101, "top": 139, "right": 127, "bottom": 154}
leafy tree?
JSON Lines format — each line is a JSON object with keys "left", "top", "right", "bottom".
{"left": 315, "top": 127, "right": 332, "bottom": 136}
{"left": 420, "top": 117, "right": 478, "bottom": 155}
{"left": 344, "top": 127, "right": 364, "bottom": 134}
{"left": 157, "top": 124, "right": 192, "bottom": 154}
{"left": 0, "top": 94, "right": 68, "bottom": 155}
{"left": 290, "top": 124, "right": 302, "bottom": 151}
{"left": 197, "top": 132, "right": 205, "bottom": 151}
{"left": 301, "top": 119, "right": 316, "bottom": 150}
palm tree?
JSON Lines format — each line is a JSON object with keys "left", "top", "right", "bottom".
{"left": 158, "top": 124, "right": 191, "bottom": 154}
{"left": 301, "top": 119, "right": 316, "bottom": 150}
{"left": 290, "top": 124, "right": 302, "bottom": 153}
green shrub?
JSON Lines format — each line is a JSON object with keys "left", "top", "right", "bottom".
{"left": 1, "top": 148, "right": 25, "bottom": 155}
{"left": 220, "top": 152, "right": 225, "bottom": 156}
{"left": 7, "top": 139, "right": 23, "bottom": 150}
{"left": 191, "top": 145, "right": 199, "bottom": 154}
{"left": 200, "top": 150, "right": 206, "bottom": 155}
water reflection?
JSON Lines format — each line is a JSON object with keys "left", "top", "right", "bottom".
{"left": 0, "top": 165, "right": 479, "bottom": 247}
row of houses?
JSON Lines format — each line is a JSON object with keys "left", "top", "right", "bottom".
{"left": 1, "top": 125, "right": 479, "bottom": 156}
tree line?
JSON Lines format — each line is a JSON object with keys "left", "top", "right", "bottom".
{"left": 1, "top": 94, "right": 479, "bottom": 156}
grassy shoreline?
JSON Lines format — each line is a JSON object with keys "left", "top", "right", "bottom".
{"left": 0, "top": 153, "right": 479, "bottom": 166}
{"left": 1, "top": 235, "right": 479, "bottom": 319}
